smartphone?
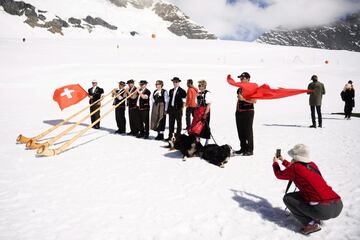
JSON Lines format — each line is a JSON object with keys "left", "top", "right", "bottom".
{"left": 276, "top": 149, "right": 281, "bottom": 158}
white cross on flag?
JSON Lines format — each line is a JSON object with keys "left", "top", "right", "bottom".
{"left": 53, "top": 84, "right": 88, "bottom": 110}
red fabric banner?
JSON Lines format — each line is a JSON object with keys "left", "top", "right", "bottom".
{"left": 227, "top": 75, "right": 311, "bottom": 99}
{"left": 53, "top": 84, "right": 88, "bottom": 110}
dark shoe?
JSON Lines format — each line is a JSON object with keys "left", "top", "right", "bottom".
{"left": 143, "top": 134, "right": 149, "bottom": 139}
{"left": 234, "top": 149, "right": 245, "bottom": 155}
{"left": 242, "top": 151, "right": 253, "bottom": 156}
{"left": 155, "top": 134, "right": 164, "bottom": 140}
{"left": 309, "top": 125, "right": 316, "bottom": 128}
{"left": 300, "top": 223, "right": 321, "bottom": 235}
{"left": 127, "top": 132, "right": 134, "bottom": 135}
{"left": 93, "top": 125, "right": 100, "bottom": 129}
{"left": 114, "top": 130, "right": 121, "bottom": 134}
{"left": 318, "top": 125, "right": 322, "bottom": 128}
{"left": 136, "top": 133, "right": 144, "bottom": 138}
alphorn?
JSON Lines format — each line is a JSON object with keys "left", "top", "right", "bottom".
{"left": 37, "top": 89, "right": 137, "bottom": 157}
{"left": 16, "top": 91, "right": 112, "bottom": 144}
{"left": 27, "top": 89, "right": 125, "bottom": 150}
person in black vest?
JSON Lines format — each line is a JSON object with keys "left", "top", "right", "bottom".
{"left": 125, "top": 79, "right": 139, "bottom": 136}
{"left": 112, "top": 81, "right": 127, "bottom": 134}
{"left": 167, "top": 77, "right": 187, "bottom": 140}
{"left": 235, "top": 72, "right": 257, "bottom": 156}
{"left": 340, "top": 80, "right": 355, "bottom": 119}
{"left": 195, "top": 80, "right": 212, "bottom": 145}
{"left": 136, "top": 80, "right": 151, "bottom": 139}
{"left": 151, "top": 80, "right": 169, "bottom": 140}
{"left": 88, "top": 80, "right": 104, "bottom": 129}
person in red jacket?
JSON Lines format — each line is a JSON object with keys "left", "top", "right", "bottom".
{"left": 273, "top": 144, "right": 343, "bottom": 235}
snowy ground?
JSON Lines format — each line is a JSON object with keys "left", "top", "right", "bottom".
{"left": 0, "top": 38, "right": 360, "bottom": 240}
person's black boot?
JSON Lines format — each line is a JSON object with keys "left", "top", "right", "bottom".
{"left": 155, "top": 133, "right": 164, "bottom": 140}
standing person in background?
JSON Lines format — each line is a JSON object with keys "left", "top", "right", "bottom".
{"left": 185, "top": 79, "right": 198, "bottom": 130}
{"left": 88, "top": 80, "right": 104, "bottom": 129}
{"left": 235, "top": 72, "right": 256, "bottom": 156}
{"left": 341, "top": 80, "right": 355, "bottom": 119}
{"left": 151, "top": 80, "right": 169, "bottom": 140}
{"left": 125, "top": 79, "right": 139, "bottom": 136}
{"left": 167, "top": 77, "right": 187, "bottom": 140}
{"left": 136, "top": 80, "right": 151, "bottom": 139}
{"left": 273, "top": 144, "right": 343, "bottom": 235}
{"left": 112, "top": 81, "right": 127, "bottom": 134}
{"left": 307, "top": 75, "right": 325, "bottom": 128}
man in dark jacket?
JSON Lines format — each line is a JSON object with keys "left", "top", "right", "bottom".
{"left": 273, "top": 144, "right": 342, "bottom": 235}
{"left": 88, "top": 80, "right": 104, "bottom": 129}
{"left": 307, "top": 75, "right": 325, "bottom": 128}
{"left": 136, "top": 80, "right": 151, "bottom": 139}
{"left": 167, "top": 77, "right": 187, "bottom": 140}
{"left": 112, "top": 81, "right": 127, "bottom": 134}
{"left": 125, "top": 79, "right": 139, "bottom": 136}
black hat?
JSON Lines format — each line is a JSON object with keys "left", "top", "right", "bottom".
{"left": 171, "top": 77, "right": 181, "bottom": 82}
{"left": 118, "top": 81, "right": 125, "bottom": 85}
{"left": 348, "top": 80, "right": 353, "bottom": 84}
{"left": 237, "top": 72, "right": 250, "bottom": 79}
{"left": 311, "top": 75, "right": 318, "bottom": 81}
{"left": 139, "top": 80, "right": 148, "bottom": 85}
{"left": 127, "top": 79, "right": 134, "bottom": 84}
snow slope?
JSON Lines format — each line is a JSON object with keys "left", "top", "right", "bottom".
{"left": 0, "top": 37, "right": 360, "bottom": 240}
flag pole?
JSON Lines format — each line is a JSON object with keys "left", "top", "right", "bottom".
{"left": 37, "top": 89, "right": 137, "bottom": 157}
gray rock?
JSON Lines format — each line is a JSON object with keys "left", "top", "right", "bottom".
{"left": 108, "top": 0, "right": 127, "bottom": 7}
{"left": 24, "top": 8, "right": 37, "bottom": 18}
{"left": 153, "top": 2, "right": 186, "bottom": 22}
{"left": 38, "top": 14, "right": 46, "bottom": 21}
{"left": 83, "top": 16, "right": 118, "bottom": 30}
{"left": 168, "top": 19, "right": 217, "bottom": 39}
{"left": 257, "top": 12, "right": 360, "bottom": 52}
{"left": 68, "top": 17, "right": 81, "bottom": 25}
{"left": 130, "top": 31, "right": 139, "bottom": 36}
{"left": 0, "top": 0, "right": 35, "bottom": 16}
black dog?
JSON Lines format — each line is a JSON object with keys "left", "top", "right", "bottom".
{"left": 166, "top": 134, "right": 203, "bottom": 160}
{"left": 199, "top": 144, "right": 234, "bottom": 168}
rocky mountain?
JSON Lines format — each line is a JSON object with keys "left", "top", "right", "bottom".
{"left": 0, "top": 0, "right": 217, "bottom": 39}
{"left": 256, "top": 12, "right": 360, "bottom": 52}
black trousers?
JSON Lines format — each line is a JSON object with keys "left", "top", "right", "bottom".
{"left": 115, "top": 107, "right": 126, "bottom": 132}
{"left": 186, "top": 107, "right": 195, "bottom": 129}
{"left": 128, "top": 107, "right": 139, "bottom": 135}
{"left": 90, "top": 104, "right": 101, "bottom": 128}
{"left": 310, "top": 105, "right": 322, "bottom": 126}
{"left": 283, "top": 192, "right": 343, "bottom": 225}
{"left": 168, "top": 107, "right": 183, "bottom": 138}
{"left": 344, "top": 103, "right": 353, "bottom": 118}
{"left": 139, "top": 109, "right": 150, "bottom": 136}
{"left": 235, "top": 111, "right": 254, "bottom": 152}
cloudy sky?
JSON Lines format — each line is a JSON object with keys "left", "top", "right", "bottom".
{"left": 166, "top": 0, "right": 360, "bottom": 41}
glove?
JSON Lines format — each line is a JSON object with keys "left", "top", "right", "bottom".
{"left": 201, "top": 114, "right": 207, "bottom": 120}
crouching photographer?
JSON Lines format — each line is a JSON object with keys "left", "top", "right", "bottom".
{"left": 272, "top": 144, "right": 343, "bottom": 235}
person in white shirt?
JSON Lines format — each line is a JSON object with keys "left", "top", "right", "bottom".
{"left": 166, "top": 77, "right": 187, "bottom": 140}
{"left": 88, "top": 80, "right": 104, "bottom": 129}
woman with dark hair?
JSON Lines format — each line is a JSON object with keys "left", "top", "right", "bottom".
{"left": 341, "top": 81, "right": 355, "bottom": 119}
{"left": 151, "top": 80, "right": 169, "bottom": 140}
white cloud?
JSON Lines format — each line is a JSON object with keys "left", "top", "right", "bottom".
{"left": 166, "top": 0, "right": 360, "bottom": 40}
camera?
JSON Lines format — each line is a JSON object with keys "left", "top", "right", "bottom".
{"left": 276, "top": 149, "right": 281, "bottom": 158}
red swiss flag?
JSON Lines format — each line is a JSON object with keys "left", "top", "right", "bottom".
{"left": 53, "top": 84, "right": 88, "bottom": 110}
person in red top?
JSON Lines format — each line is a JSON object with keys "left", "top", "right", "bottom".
{"left": 273, "top": 144, "right": 343, "bottom": 235}
{"left": 185, "top": 79, "right": 198, "bottom": 130}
